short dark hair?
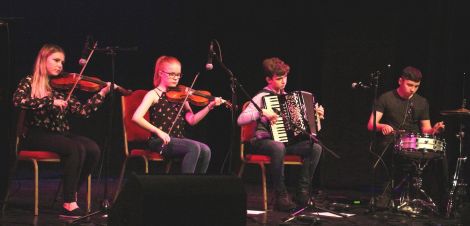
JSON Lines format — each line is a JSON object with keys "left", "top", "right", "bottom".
{"left": 401, "top": 66, "right": 422, "bottom": 82}
{"left": 262, "top": 57, "right": 290, "bottom": 78}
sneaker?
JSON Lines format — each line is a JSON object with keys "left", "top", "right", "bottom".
{"left": 59, "top": 207, "right": 85, "bottom": 218}
{"left": 275, "top": 191, "right": 296, "bottom": 211}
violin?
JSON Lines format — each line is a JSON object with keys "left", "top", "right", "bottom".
{"left": 166, "top": 85, "right": 232, "bottom": 109}
{"left": 50, "top": 73, "right": 132, "bottom": 96}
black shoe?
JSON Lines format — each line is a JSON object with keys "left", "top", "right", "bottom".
{"left": 294, "top": 191, "right": 311, "bottom": 206}
{"left": 275, "top": 191, "right": 296, "bottom": 212}
{"left": 59, "top": 207, "right": 85, "bottom": 218}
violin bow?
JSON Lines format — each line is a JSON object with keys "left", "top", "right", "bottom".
{"left": 160, "top": 72, "right": 200, "bottom": 153}
{"left": 65, "top": 41, "right": 98, "bottom": 102}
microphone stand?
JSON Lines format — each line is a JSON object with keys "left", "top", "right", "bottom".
{"left": 368, "top": 72, "right": 380, "bottom": 213}
{"left": 277, "top": 115, "right": 341, "bottom": 224}
{"left": 209, "top": 39, "right": 275, "bottom": 175}
{"left": 211, "top": 40, "right": 238, "bottom": 175}
{"left": 71, "top": 45, "right": 137, "bottom": 225}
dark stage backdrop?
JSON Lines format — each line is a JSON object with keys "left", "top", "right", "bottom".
{"left": 1, "top": 0, "right": 469, "bottom": 194}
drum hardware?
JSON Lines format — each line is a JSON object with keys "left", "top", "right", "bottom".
{"left": 446, "top": 156, "right": 468, "bottom": 218}
{"left": 441, "top": 107, "right": 469, "bottom": 218}
{"left": 395, "top": 157, "right": 440, "bottom": 215}
{"left": 440, "top": 107, "right": 470, "bottom": 116}
{"left": 393, "top": 132, "right": 445, "bottom": 215}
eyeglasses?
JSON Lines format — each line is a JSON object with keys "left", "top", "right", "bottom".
{"left": 160, "top": 71, "right": 183, "bottom": 79}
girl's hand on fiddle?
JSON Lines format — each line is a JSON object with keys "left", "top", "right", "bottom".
{"left": 99, "top": 82, "right": 117, "bottom": 96}
{"left": 207, "top": 97, "right": 224, "bottom": 110}
{"left": 53, "top": 99, "right": 68, "bottom": 111}
{"left": 214, "top": 97, "right": 225, "bottom": 106}
{"left": 156, "top": 130, "right": 171, "bottom": 145}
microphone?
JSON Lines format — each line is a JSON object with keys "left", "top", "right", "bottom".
{"left": 351, "top": 81, "right": 370, "bottom": 89}
{"left": 408, "top": 101, "right": 414, "bottom": 117}
{"left": 78, "top": 35, "right": 92, "bottom": 66}
{"left": 205, "top": 41, "right": 214, "bottom": 71}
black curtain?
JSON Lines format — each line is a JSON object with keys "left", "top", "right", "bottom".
{"left": 1, "top": 0, "right": 468, "bottom": 191}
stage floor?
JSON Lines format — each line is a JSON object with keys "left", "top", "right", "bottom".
{"left": 1, "top": 177, "right": 464, "bottom": 226}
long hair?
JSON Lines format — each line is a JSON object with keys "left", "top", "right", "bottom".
{"left": 30, "top": 44, "right": 64, "bottom": 98}
{"left": 153, "top": 55, "right": 180, "bottom": 87}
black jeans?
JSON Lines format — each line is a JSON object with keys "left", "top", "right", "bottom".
{"left": 22, "top": 127, "right": 100, "bottom": 202}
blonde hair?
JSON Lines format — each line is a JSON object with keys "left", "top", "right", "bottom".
{"left": 153, "top": 55, "right": 181, "bottom": 87}
{"left": 30, "top": 44, "right": 64, "bottom": 98}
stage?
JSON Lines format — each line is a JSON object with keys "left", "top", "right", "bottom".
{"left": 1, "top": 176, "right": 464, "bottom": 226}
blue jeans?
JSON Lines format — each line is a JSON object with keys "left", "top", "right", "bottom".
{"left": 148, "top": 137, "right": 211, "bottom": 174}
{"left": 251, "top": 139, "right": 322, "bottom": 192}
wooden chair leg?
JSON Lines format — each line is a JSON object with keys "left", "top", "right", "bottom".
{"left": 86, "top": 175, "right": 91, "bottom": 213}
{"left": 113, "top": 158, "right": 128, "bottom": 202}
{"left": 260, "top": 163, "right": 268, "bottom": 211}
{"left": 32, "top": 160, "right": 39, "bottom": 216}
{"left": 142, "top": 157, "right": 149, "bottom": 174}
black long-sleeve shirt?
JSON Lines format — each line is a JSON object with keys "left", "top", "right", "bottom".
{"left": 13, "top": 75, "right": 105, "bottom": 133}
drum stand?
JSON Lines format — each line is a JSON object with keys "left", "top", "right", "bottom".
{"left": 396, "top": 158, "right": 439, "bottom": 215}
{"left": 445, "top": 125, "right": 468, "bottom": 218}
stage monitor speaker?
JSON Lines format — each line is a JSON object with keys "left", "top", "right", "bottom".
{"left": 108, "top": 173, "right": 247, "bottom": 226}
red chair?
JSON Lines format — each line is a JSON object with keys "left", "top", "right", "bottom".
{"left": 6, "top": 110, "right": 91, "bottom": 216}
{"left": 237, "top": 101, "right": 302, "bottom": 211}
{"left": 114, "top": 90, "right": 172, "bottom": 201}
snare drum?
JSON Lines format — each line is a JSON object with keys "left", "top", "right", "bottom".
{"left": 395, "top": 133, "right": 445, "bottom": 159}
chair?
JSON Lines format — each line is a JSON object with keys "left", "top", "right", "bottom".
{"left": 114, "top": 90, "right": 172, "bottom": 201}
{"left": 5, "top": 110, "right": 91, "bottom": 216}
{"left": 237, "top": 101, "right": 303, "bottom": 211}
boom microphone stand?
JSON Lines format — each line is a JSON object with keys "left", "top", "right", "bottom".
{"left": 71, "top": 45, "right": 136, "bottom": 224}
{"left": 209, "top": 39, "right": 238, "bottom": 175}
{"left": 365, "top": 69, "right": 399, "bottom": 213}
{"left": 368, "top": 72, "right": 380, "bottom": 213}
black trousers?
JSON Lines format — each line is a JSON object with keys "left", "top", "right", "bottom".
{"left": 22, "top": 127, "right": 100, "bottom": 202}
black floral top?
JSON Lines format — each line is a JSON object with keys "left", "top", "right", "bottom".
{"left": 149, "top": 92, "right": 187, "bottom": 138}
{"left": 12, "top": 75, "right": 105, "bottom": 133}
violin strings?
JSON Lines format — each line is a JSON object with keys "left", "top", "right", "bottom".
{"left": 166, "top": 72, "right": 200, "bottom": 137}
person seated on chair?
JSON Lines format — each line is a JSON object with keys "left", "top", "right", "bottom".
{"left": 132, "top": 55, "right": 224, "bottom": 174}
{"left": 237, "top": 57, "right": 324, "bottom": 211}
{"left": 366, "top": 65, "right": 447, "bottom": 211}
{"left": 12, "top": 44, "right": 115, "bottom": 218}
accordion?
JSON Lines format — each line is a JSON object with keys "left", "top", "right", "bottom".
{"left": 262, "top": 91, "right": 320, "bottom": 144}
